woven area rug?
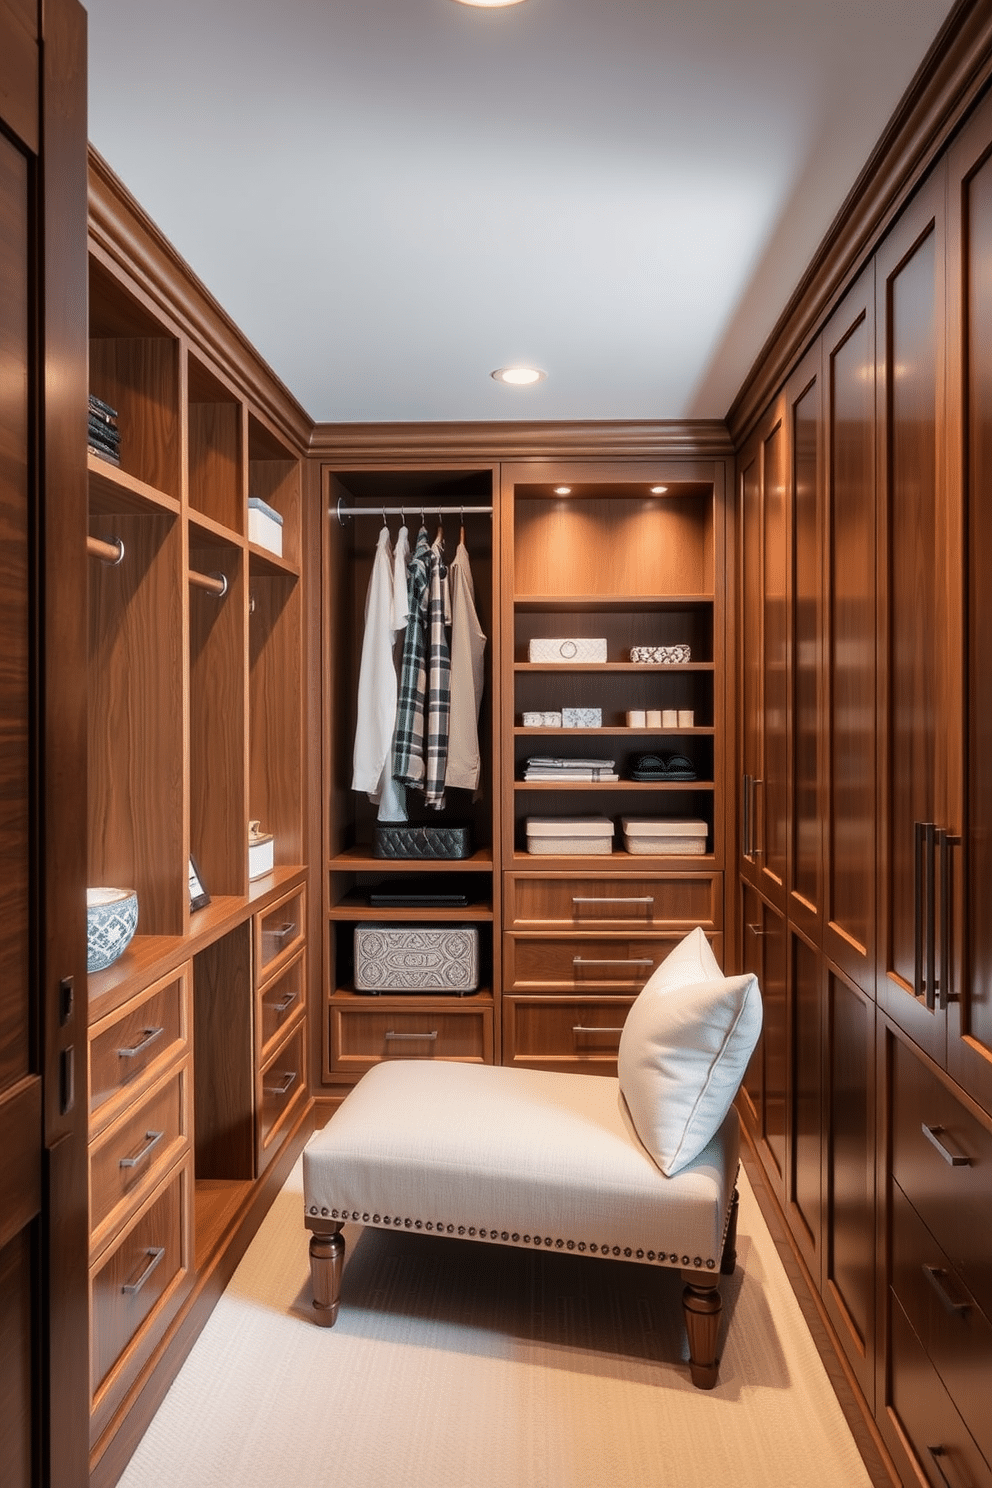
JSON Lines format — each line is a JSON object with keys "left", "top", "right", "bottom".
{"left": 117, "top": 1157, "right": 873, "bottom": 1488}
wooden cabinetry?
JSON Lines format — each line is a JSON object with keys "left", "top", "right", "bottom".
{"left": 85, "top": 157, "right": 312, "bottom": 1484}
{"left": 501, "top": 460, "right": 730, "bottom": 1075}
{"left": 321, "top": 466, "right": 499, "bottom": 1093}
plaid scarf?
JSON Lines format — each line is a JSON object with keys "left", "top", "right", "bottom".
{"left": 424, "top": 537, "right": 451, "bottom": 808}
{"left": 393, "top": 526, "right": 431, "bottom": 787}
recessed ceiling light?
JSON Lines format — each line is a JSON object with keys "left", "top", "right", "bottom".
{"left": 650, "top": 485, "right": 668, "bottom": 494}
{"left": 491, "top": 366, "right": 546, "bottom": 386}
{"left": 554, "top": 486, "right": 571, "bottom": 495}
{"left": 453, "top": 0, "right": 527, "bottom": 7}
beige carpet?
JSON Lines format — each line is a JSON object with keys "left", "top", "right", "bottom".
{"left": 117, "top": 1158, "right": 873, "bottom": 1488}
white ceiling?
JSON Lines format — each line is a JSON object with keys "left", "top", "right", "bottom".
{"left": 83, "top": 0, "right": 957, "bottom": 426}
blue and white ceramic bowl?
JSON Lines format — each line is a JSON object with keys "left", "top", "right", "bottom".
{"left": 87, "top": 887, "right": 139, "bottom": 973}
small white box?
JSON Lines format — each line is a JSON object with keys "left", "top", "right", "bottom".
{"left": 627, "top": 710, "right": 646, "bottom": 728}
{"left": 248, "top": 496, "right": 284, "bottom": 557}
{"left": 248, "top": 826, "right": 274, "bottom": 880}
{"left": 522, "top": 711, "right": 563, "bottom": 727}
{"left": 662, "top": 709, "right": 679, "bottom": 727}
{"left": 529, "top": 638, "right": 607, "bottom": 663}
{"left": 526, "top": 817, "right": 614, "bottom": 855}
{"left": 562, "top": 707, "right": 602, "bottom": 728}
{"left": 678, "top": 709, "right": 695, "bottom": 728}
{"left": 621, "top": 818, "right": 708, "bottom": 856}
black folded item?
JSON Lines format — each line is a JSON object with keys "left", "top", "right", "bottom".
{"left": 369, "top": 877, "right": 471, "bottom": 907}
{"left": 630, "top": 753, "right": 697, "bottom": 781}
{"left": 372, "top": 823, "right": 472, "bottom": 860}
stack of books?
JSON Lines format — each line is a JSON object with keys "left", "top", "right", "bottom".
{"left": 523, "top": 756, "right": 618, "bottom": 781}
{"left": 88, "top": 395, "right": 121, "bottom": 466}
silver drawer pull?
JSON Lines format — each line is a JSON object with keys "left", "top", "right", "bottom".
{"left": 117, "top": 1026, "right": 164, "bottom": 1060}
{"left": 122, "top": 1246, "right": 165, "bottom": 1296}
{"left": 922, "top": 1264, "right": 972, "bottom": 1317}
{"left": 270, "top": 988, "right": 299, "bottom": 1014}
{"left": 922, "top": 1123, "right": 972, "bottom": 1167}
{"left": 571, "top": 896, "right": 654, "bottom": 906}
{"left": 384, "top": 1030, "right": 438, "bottom": 1041}
{"left": 266, "top": 921, "right": 296, "bottom": 944}
{"left": 264, "top": 1069, "right": 298, "bottom": 1098}
{"left": 572, "top": 1025, "right": 625, "bottom": 1035}
{"left": 119, "top": 1129, "right": 164, "bottom": 1170}
{"left": 573, "top": 957, "right": 654, "bottom": 967}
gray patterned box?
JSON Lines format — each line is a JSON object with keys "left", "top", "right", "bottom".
{"left": 354, "top": 925, "right": 480, "bottom": 993}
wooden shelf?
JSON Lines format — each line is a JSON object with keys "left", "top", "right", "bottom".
{"left": 515, "top": 725, "right": 715, "bottom": 736}
{"left": 328, "top": 894, "right": 494, "bottom": 922}
{"left": 514, "top": 593, "right": 714, "bottom": 609}
{"left": 515, "top": 780, "right": 714, "bottom": 791}
{"left": 514, "top": 661, "right": 714, "bottom": 673}
{"left": 329, "top": 846, "right": 493, "bottom": 872}
{"left": 88, "top": 455, "right": 180, "bottom": 517}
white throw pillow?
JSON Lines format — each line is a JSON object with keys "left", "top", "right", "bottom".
{"left": 617, "top": 927, "right": 762, "bottom": 1177}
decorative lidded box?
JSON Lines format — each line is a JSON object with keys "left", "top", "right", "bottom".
{"left": 528, "top": 637, "right": 607, "bottom": 663}
{"left": 354, "top": 925, "right": 479, "bottom": 994}
{"left": 629, "top": 644, "right": 691, "bottom": 664}
{"left": 525, "top": 816, "right": 614, "bottom": 855}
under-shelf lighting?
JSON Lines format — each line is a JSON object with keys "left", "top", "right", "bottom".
{"left": 650, "top": 485, "right": 668, "bottom": 494}
{"left": 491, "top": 366, "right": 546, "bottom": 386}
{"left": 554, "top": 486, "right": 571, "bottom": 495}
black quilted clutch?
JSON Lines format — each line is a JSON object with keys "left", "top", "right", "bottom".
{"left": 372, "top": 824, "right": 473, "bottom": 860}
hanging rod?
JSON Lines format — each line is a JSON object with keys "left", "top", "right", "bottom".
{"left": 189, "top": 569, "right": 228, "bottom": 598}
{"left": 335, "top": 495, "right": 492, "bottom": 525}
{"left": 87, "top": 534, "right": 125, "bottom": 565}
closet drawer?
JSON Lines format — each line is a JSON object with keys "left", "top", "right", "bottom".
{"left": 503, "top": 996, "right": 634, "bottom": 1074}
{"left": 258, "top": 947, "right": 305, "bottom": 1063}
{"left": 891, "top": 1182, "right": 992, "bottom": 1466}
{"left": 888, "top": 1292, "right": 990, "bottom": 1488}
{"left": 330, "top": 999, "right": 493, "bottom": 1071}
{"left": 504, "top": 872, "right": 722, "bottom": 931}
{"left": 254, "top": 884, "right": 306, "bottom": 984}
{"left": 89, "top": 966, "right": 190, "bottom": 1132}
{"left": 504, "top": 933, "right": 721, "bottom": 992}
{"left": 890, "top": 1034, "right": 992, "bottom": 1320}
{"left": 89, "top": 1056, "right": 191, "bottom": 1259}
{"left": 90, "top": 1159, "right": 190, "bottom": 1409}
{"left": 258, "top": 1019, "right": 307, "bottom": 1170}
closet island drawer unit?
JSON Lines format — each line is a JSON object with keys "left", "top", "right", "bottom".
{"left": 329, "top": 997, "right": 494, "bottom": 1072}
{"left": 88, "top": 965, "right": 191, "bottom": 1128}
{"left": 502, "top": 933, "right": 722, "bottom": 991}
{"left": 504, "top": 871, "right": 722, "bottom": 932}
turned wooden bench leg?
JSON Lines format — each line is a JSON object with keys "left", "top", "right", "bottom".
{"left": 306, "top": 1219, "right": 345, "bottom": 1327}
{"left": 681, "top": 1269, "right": 722, "bottom": 1389}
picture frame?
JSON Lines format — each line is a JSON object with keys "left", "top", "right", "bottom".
{"left": 188, "top": 855, "right": 210, "bottom": 912}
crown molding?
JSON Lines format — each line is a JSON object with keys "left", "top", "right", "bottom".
{"left": 727, "top": 0, "right": 992, "bottom": 448}
{"left": 308, "top": 419, "right": 733, "bottom": 465}
{"left": 87, "top": 147, "right": 313, "bottom": 454}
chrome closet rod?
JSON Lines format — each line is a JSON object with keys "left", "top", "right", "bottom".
{"left": 335, "top": 496, "right": 492, "bottom": 524}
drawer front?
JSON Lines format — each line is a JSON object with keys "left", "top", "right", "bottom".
{"left": 90, "top": 1160, "right": 190, "bottom": 1408}
{"left": 255, "top": 885, "right": 306, "bottom": 984}
{"left": 330, "top": 1001, "right": 493, "bottom": 1071}
{"left": 890, "top": 1034, "right": 992, "bottom": 1319}
{"left": 505, "top": 872, "right": 722, "bottom": 931}
{"left": 258, "top": 1020, "right": 307, "bottom": 1167}
{"left": 89, "top": 967, "right": 190, "bottom": 1130}
{"left": 504, "top": 996, "right": 634, "bottom": 1074}
{"left": 258, "top": 947, "right": 305, "bottom": 1062}
{"left": 89, "top": 1058, "right": 191, "bottom": 1257}
{"left": 888, "top": 1292, "right": 991, "bottom": 1488}
{"left": 890, "top": 1183, "right": 992, "bottom": 1467}
{"left": 503, "top": 933, "right": 722, "bottom": 992}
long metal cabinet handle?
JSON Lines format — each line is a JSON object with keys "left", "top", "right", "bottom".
{"left": 270, "top": 988, "right": 300, "bottom": 1014}
{"left": 751, "top": 777, "right": 764, "bottom": 857}
{"left": 572, "top": 1025, "right": 626, "bottom": 1035}
{"left": 264, "top": 1070, "right": 298, "bottom": 1097}
{"left": 914, "top": 821, "right": 927, "bottom": 1004}
{"left": 922, "top": 1264, "right": 972, "bottom": 1317}
{"left": 742, "top": 772, "right": 751, "bottom": 858}
{"left": 937, "top": 830, "right": 960, "bottom": 1009}
{"left": 384, "top": 1030, "right": 438, "bottom": 1040}
{"left": 573, "top": 957, "right": 654, "bottom": 967}
{"left": 921, "top": 1122, "right": 971, "bottom": 1167}
{"left": 122, "top": 1246, "right": 165, "bottom": 1296}
{"left": 117, "top": 1026, "right": 164, "bottom": 1060}
{"left": 119, "top": 1129, "right": 164, "bottom": 1170}
{"left": 926, "top": 822, "right": 937, "bottom": 1010}
{"left": 571, "top": 896, "right": 654, "bottom": 906}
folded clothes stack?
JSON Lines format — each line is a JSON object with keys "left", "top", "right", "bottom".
{"left": 523, "top": 756, "right": 618, "bottom": 781}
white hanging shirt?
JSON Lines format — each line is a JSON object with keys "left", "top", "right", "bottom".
{"left": 444, "top": 540, "right": 487, "bottom": 794}
{"left": 352, "top": 524, "right": 401, "bottom": 802}
{"left": 376, "top": 524, "right": 411, "bottom": 821}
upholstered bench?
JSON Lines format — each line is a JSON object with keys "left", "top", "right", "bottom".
{"left": 303, "top": 928, "right": 762, "bottom": 1390}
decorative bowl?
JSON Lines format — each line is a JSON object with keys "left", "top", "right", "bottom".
{"left": 87, "top": 887, "right": 139, "bottom": 973}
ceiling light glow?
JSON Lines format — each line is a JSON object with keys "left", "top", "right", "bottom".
{"left": 453, "top": 0, "right": 527, "bottom": 7}
{"left": 491, "top": 366, "right": 546, "bottom": 386}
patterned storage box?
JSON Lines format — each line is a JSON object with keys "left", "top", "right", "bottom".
{"left": 372, "top": 824, "right": 472, "bottom": 859}
{"left": 529, "top": 638, "right": 608, "bottom": 663}
{"left": 629, "top": 644, "right": 691, "bottom": 664}
{"left": 354, "top": 925, "right": 479, "bottom": 993}
{"left": 522, "top": 711, "right": 563, "bottom": 727}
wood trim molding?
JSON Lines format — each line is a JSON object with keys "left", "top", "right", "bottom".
{"left": 727, "top": 0, "right": 992, "bottom": 447}
{"left": 308, "top": 419, "right": 734, "bottom": 464}
{"left": 87, "top": 148, "right": 313, "bottom": 454}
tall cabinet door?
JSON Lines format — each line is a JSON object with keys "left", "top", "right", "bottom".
{"left": 948, "top": 96, "right": 992, "bottom": 1115}
{"left": 876, "top": 170, "right": 951, "bottom": 1067}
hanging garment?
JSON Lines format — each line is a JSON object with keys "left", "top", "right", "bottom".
{"left": 424, "top": 534, "right": 452, "bottom": 808}
{"left": 352, "top": 524, "right": 401, "bottom": 803}
{"left": 374, "top": 522, "right": 412, "bottom": 822}
{"left": 444, "top": 540, "right": 486, "bottom": 795}
{"left": 393, "top": 525, "right": 432, "bottom": 789}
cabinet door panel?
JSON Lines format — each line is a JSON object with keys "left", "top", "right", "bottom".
{"left": 740, "top": 881, "right": 787, "bottom": 1191}
{"left": 790, "top": 362, "right": 822, "bottom": 926}
{"left": 823, "top": 274, "right": 876, "bottom": 993}
{"left": 877, "top": 178, "right": 947, "bottom": 1064}
{"left": 762, "top": 413, "right": 789, "bottom": 904}
{"left": 789, "top": 931, "right": 821, "bottom": 1273}
{"left": 739, "top": 443, "right": 763, "bottom": 883}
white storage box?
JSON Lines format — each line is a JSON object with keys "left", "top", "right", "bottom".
{"left": 529, "top": 637, "right": 607, "bottom": 663}
{"left": 522, "top": 711, "right": 563, "bottom": 727}
{"left": 525, "top": 816, "right": 614, "bottom": 855}
{"left": 248, "top": 822, "right": 274, "bottom": 880}
{"left": 621, "top": 818, "right": 708, "bottom": 856}
{"left": 248, "top": 496, "right": 284, "bottom": 557}
{"left": 562, "top": 707, "right": 602, "bottom": 728}
{"left": 354, "top": 925, "right": 479, "bottom": 994}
